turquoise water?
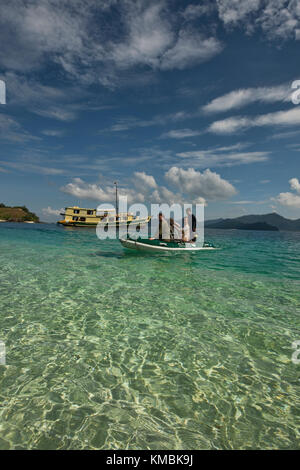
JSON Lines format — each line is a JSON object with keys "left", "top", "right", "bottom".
{"left": 0, "top": 223, "right": 299, "bottom": 449}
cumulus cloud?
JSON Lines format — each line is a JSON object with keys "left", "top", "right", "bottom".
{"left": 165, "top": 167, "right": 237, "bottom": 201}
{"left": 203, "top": 84, "right": 291, "bottom": 113}
{"left": 208, "top": 107, "right": 300, "bottom": 134}
{"left": 290, "top": 177, "right": 300, "bottom": 192}
{"left": 133, "top": 171, "right": 157, "bottom": 190}
{"left": 61, "top": 178, "right": 145, "bottom": 204}
{"left": 275, "top": 177, "right": 300, "bottom": 208}
{"left": 60, "top": 167, "right": 237, "bottom": 206}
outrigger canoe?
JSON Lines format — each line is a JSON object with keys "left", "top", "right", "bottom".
{"left": 119, "top": 236, "right": 215, "bottom": 253}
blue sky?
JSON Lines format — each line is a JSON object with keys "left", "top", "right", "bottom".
{"left": 1, "top": 0, "right": 300, "bottom": 222}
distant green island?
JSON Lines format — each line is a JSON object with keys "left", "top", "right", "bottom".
{"left": 0, "top": 204, "right": 39, "bottom": 223}
{"left": 206, "top": 213, "right": 300, "bottom": 231}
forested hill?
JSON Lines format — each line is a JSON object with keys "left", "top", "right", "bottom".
{"left": 0, "top": 204, "right": 39, "bottom": 222}
{"left": 205, "top": 213, "right": 300, "bottom": 231}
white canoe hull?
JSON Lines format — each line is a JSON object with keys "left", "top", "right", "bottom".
{"left": 120, "top": 238, "right": 215, "bottom": 253}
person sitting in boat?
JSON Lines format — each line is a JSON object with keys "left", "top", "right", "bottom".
{"left": 186, "top": 208, "right": 197, "bottom": 242}
{"left": 169, "top": 217, "right": 181, "bottom": 240}
{"left": 182, "top": 216, "right": 190, "bottom": 242}
{"left": 151, "top": 212, "right": 170, "bottom": 240}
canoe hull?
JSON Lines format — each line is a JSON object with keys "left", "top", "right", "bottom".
{"left": 120, "top": 238, "right": 215, "bottom": 253}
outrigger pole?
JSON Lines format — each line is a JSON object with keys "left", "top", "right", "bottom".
{"left": 114, "top": 181, "right": 120, "bottom": 238}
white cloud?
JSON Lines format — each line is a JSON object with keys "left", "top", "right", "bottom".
{"left": 0, "top": 160, "right": 64, "bottom": 175}
{"left": 275, "top": 177, "right": 300, "bottom": 208}
{"left": 216, "top": 0, "right": 261, "bottom": 26}
{"left": 161, "top": 128, "right": 202, "bottom": 139}
{"left": 60, "top": 167, "right": 237, "bottom": 206}
{"left": 34, "top": 107, "right": 77, "bottom": 122}
{"left": 208, "top": 107, "right": 300, "bottom": 134}
{"left": 290, "top": 177, "right": 300, "bottom": 193}
{"left": 41, "top": 129, "right": 65, "bottom": 137}
{"left": 42, "top": 206, "right": 63, "bottom": 216}
{"left": 159, "top": 29, "right": 223, "bottom": 70}
{"left": 1, "top": 0, "right": 300, "bottom": 91}
{"left": 203, "top": 84, "right": 291, "bottom": 113}
{"left": 276, "top": 192, "right": 300, "bottom": 208}
{"left": 0, "top": 0, "right": 223, "bottom": 86}
{"left": 176, "top": 146, "right": 269, "bottom": 167}
{"left": 258, "top": 0, "right": 300, "bottom": 40}
{"left": 182, "top": 3, "right": 214, "bottom": 21}
{"left": 231, "top": 200, "right": 259, "bottom": 204}
{"left": 165, "top": 167, "right": 237, "bottom": 201}
{"left": 216, "top": 0, "right": 300, "bottom": 40}
{"left": 111, "top": 2, "right": 174, "bottom": 69}
{"left": 101, "top": 111, "right": 195, "bottom": 133}
{"left": 0, "top": 71, "right": 92, "bottom": 122}
{"left": 133, "top": 171, "right": 157, "bottom": 190}
{"left": 0, "top": 113, "right": 39, "bottom": 142}
{"left": 61, "top": 178, "right": 145, "bottom": 204}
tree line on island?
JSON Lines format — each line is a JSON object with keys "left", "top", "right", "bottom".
{"left": 0, "top": 204, "right": 39, "bottom": 223}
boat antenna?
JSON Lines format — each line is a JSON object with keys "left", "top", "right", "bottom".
{"left": 114, "top": 181, "right": 118, "bottom": 219}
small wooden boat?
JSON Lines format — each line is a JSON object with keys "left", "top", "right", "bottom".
{"left": 119, "top": 237, "right": 215, "bottom": 253}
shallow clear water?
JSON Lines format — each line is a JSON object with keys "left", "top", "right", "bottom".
{"left": 0, "top": 223, "right": 299, "bottom": 449}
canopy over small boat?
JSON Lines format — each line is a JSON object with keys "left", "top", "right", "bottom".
{"left": 119, "top": 236, "right": 215, "bottom": 253}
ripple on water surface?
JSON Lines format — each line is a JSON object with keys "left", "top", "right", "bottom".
{"left": 0, "top": 223, "right": 299, "bottom": 449}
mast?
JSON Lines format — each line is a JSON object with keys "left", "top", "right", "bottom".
{"left": 114, "top": 181, "right": 119, "bottom": 220}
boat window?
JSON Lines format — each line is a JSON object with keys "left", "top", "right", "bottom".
{"left": 73, "top": 216, "right": 79, "bottom": 221}
{"left": 80, "top": 217, "right": 86, "bottom": 222}
{"left": 74, "top": 209, "right": 80, "bottom": 214}
{"left": 87, "top": 210, "right": 94, "bottom": 215}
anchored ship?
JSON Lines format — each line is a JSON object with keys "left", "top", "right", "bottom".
{"left": 58, "top": 182, "right": 151, "bottom": 228}
{"left": 58, "top": 206, "right": 150, "bottom": 227}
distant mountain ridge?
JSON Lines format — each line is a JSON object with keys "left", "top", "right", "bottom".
{"left": 205, "top": 213, "right": 300, "bottom": 231}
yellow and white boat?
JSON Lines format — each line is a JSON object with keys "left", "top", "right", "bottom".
{"left": 58, "top": 182, "right": 150, "bottom": 227}
{"left": 58, "top": 207, "right": 150, "bottom": 227}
